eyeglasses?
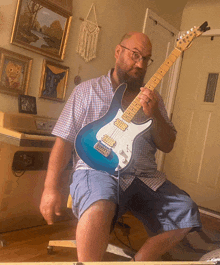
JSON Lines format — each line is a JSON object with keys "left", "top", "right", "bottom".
{"left": 120, "top": 45, "right": 153, "bottom": 67}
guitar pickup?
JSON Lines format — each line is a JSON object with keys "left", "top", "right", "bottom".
{"left": 102, "top": 134, "right": 116, "bottom": 147}
{"left": 94, "top": 141, "right": 111, "bottom": 157}
{"left": 114, "top": 118, "right": 128, "bottom": 131}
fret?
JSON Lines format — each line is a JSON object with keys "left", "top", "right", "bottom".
{"left": 132, "top": 98, "right": 142, "bottom": 107}
{"left": 160, "top": 64, "right": 170, "bottom": 72}
{"left": 168, "top": 54, "right": 178, "bottom": 63}
{"left": 129, "top": 100, "right": 141, "bottom": 113}
{"left": 154, "top": 72, "right": 164, "bottom": 80}
{"left": 122, "top": 113, "right": 133, "bottom": 122}
{"left": 158, "top": 67, "right": 167, "bottom": 76}
{"left": 172, "top": 48, "right": 182, "bottom": 57}
{"left": 151, "top": 75, "right": 161, "bottom": 85}
{"left": 130, "top": 104, "right": 140, "bottom": 112}
{"left": 127, "top": 107, "right": 137, "bottom": 115}
{"left": 148, "top": 79, "right": 158, "bottom": 88}
{"left": 145, "top": 83, "right": 155, "bottom": 91}
{"left": 122, "top": 96, "right": 142, "bottom": 122}
{"left": 164, "top": 58, "right": 174, "bottom": 67}
{"left": 129, "top": 99, "right": 141, "bottom": 111}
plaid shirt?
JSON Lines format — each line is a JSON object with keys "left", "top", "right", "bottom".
{"left": 52, "top": 70, "right": 177, "bottom": 191}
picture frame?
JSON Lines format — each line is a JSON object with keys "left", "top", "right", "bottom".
{"left": 18, "top": 94, "right": 37, "bottom": 114}
{"left": 0, "top": 47, "right": 32, "bottom": 96}
{"left": 11, "top": 0, "right": 72, "bottom": 61}
{"left": 39, "top": 60, "right": 69, "bottom": 102}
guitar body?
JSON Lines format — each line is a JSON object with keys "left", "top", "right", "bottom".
{"left": 75, "top": 83, "right": 153, "bottom": 174}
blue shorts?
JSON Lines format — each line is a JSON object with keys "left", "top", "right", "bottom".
{"left": 70, "top": 169, "right": 202, "bottom": 234}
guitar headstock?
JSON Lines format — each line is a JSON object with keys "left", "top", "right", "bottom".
{"left": 176, "top": 21, "right": 210, "bottom": 51}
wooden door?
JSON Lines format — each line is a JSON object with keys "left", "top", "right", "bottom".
{"left": 163, "top": 36, "right": 220, "bottom": 212}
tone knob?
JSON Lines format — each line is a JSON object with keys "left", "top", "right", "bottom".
{"left": 122, "top": 158, "right": 127, "bottom": 164}
{"left": 119, "top": 150, "right": 124, "bottom": 155}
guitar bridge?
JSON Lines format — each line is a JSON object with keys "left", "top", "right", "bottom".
{"left": 94, "top": 141, "right": 111, "bottom": 157}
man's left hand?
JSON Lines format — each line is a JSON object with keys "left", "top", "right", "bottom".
{"left": 138, "top": 87, "right": 159, "bottom": 117}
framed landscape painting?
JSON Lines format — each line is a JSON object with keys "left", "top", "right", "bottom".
{"left": 11, "top": 0, "right": 72, "bottom": 61}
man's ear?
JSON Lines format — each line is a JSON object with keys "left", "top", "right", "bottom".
{"left": 114, "top": 44, "right": 121, "bottom": 60}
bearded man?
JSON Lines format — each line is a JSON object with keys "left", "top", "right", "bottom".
{"left": 40, "top": 32, "right": 201, "bottom": 262}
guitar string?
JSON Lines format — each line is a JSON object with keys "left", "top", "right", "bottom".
{"left": 108, "top": 123, "right": 128, "bottom": 141}
{"left": 103, "top": 116, "right": 133, "bottom": 144}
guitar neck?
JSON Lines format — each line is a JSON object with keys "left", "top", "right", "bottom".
{"left": 122, "top": 47, "right": 182, "bottom": 123}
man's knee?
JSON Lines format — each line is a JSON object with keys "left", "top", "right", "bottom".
{"left": 80, "top": 199, "right": 117, "bottom": 224}
{"left": 163, "top": 227, "right": 191, "bottom": 242}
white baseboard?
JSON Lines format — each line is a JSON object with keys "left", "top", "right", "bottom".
{"left": 199, "top": 207, "right": 220, "bottom": 220}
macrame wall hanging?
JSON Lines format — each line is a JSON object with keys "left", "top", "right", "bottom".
{"left": 76, "top": 4, "right": 100, "bottom": 63}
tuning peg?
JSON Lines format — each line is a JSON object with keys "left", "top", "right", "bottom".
{"left": 180, "top": 34, "right": 185, "bottom": 39}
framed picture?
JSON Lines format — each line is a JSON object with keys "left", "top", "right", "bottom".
{"left": 18, "top": 94, "right": 37, "bottom": 114}
{"left": 39, "top": 60, "right": 69, "bottom": 101}
{"left": 11, "top": 0, "right": 72, "bottom": 61}
{"left": 0, "top": 47, "right": 32, "bottom": 96}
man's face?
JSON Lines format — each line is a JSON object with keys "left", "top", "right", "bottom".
{"left": 115, "top": 34, "right": 152, "bottom": 89}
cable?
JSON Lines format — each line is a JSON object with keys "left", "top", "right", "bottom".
{"left": 113, "top": 229, "right": 137, "bottom": 253}
{"left": 115, "top": 169, "right": 137, "bottom": 254}
{"left": 114, "top": 216, "right": 137, "bottom": 253}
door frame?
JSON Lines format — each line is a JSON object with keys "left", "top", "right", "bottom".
{"left": 142, "top": 9, "right": 182, "bottom": 170}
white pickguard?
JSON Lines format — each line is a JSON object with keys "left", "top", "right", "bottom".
{"left": 96, "top": 109, "right": 153, "bottom": 170}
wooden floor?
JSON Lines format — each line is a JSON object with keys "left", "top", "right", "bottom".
{"left": 0, "top": 212, "right": 220, "bottom": 262}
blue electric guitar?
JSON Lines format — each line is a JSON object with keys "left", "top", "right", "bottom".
{"left": 75, "top": 22, "right": 210, "bottom": 174}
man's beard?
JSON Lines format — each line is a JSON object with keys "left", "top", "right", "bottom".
{"left": 116, "top": 65, "right": 145, "bottom": 91}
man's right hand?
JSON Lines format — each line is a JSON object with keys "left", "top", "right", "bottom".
{"left": 39, "top": 188, "right": 62, "bottom": 225}
{"left": 39, "top": 137, "right": 73, "bottom": 225}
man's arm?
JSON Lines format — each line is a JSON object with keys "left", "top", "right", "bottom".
{"left": 151, "top": 108, "right": 176, "bottom": 153}
{"left": 40, "top": 137, "right": 73, "bottom": 225}
{"left": 138, "top": 87, "right": 176, "bottom": 153}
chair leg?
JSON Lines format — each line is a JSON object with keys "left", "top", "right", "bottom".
{"left": 47, "top": 240, "right": 77, "bottom": 255}
{"left": 106, "top": 243, "right": 135, "bottom": 258}
{"left": 0, "top": 237, "right": 6, "bottom": 248}
{"left": 47, "top": 239, "right": 135, "bottom": 259}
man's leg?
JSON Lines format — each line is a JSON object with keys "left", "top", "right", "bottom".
{"left": 70, "top": 170, "right": 118, "bottom": 261}
{"left": 76, "top": 200, "right": 116, "bottom": 262}
{"left": 133, "top": 227, "right": 191, "bottom": 261}
{"left": 124, "top": 179, "right": 202, "bottom": 261}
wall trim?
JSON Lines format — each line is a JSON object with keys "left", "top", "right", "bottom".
{"left": 201, "top": 29, "right": 220, "bottom": 37}
{"left": 199, "top": 207, "right": 220, "bottom": 220}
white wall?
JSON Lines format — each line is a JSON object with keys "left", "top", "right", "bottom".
{"left": 181, "top": 0, "right": 220, "bottom": 30}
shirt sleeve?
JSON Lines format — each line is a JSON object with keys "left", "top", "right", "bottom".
{"left": 52, "top": 84, "right": 89, "bottom": 143}
{"left": 156, "top": 90, "right": 177, "bottom": 135}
